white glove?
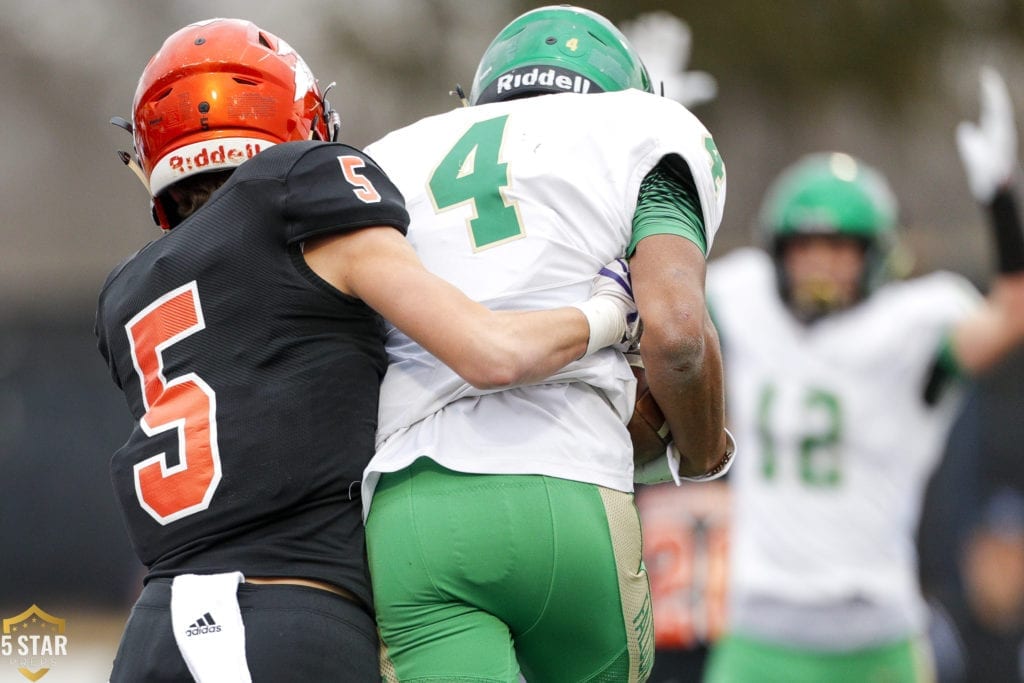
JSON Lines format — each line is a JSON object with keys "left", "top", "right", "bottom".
{"left": 633, "top": 440, "right": 682, "bottom": 486}
{"left": 620, "top": 11, "right": 717, "bottom": 108}
{"left": 956, "top": 66, "right": 1019, "bottom": 203}
{"left": 575, "top": 258, "right": 640, "bottom": 357}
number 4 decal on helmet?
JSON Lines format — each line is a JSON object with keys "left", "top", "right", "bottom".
{"left": 338, "top": 155, "right": 382, "bottom": 203}
{"left": 126, "top": 281, "right": 222, "bottom": 525}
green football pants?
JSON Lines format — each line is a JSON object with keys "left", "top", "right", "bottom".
{"left": 367, "top": 457, "right": 653, "bottom": 682}
{"left": 704, "top": 632, "right": 935, "bottom": 683}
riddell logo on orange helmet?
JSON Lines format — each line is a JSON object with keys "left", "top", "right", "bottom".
{"left": 149, "top": 137, "right": 277, "bottom": 195}
{"left": 168, "top": 141, "right": 265, "bottom": 174}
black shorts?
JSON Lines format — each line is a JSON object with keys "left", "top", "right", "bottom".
{"left": 109, "top": 578, "right": 379, "bottom": 682}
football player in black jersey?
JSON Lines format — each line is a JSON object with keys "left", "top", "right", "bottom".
{"left": 96, "top": 19, "right": 635, "bottom": 683}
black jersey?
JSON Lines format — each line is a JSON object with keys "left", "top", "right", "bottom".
{"left": 95, "top": 141, "right": 408, "bottom": 607}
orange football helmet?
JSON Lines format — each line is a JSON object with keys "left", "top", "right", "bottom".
{"left": 115, "top": 18, "right": 335, "bottom": 228}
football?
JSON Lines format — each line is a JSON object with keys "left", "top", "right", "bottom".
{"left": 628, "top": 364, "right": 671, "bottom": 466}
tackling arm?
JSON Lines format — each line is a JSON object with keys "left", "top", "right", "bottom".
{"left": 302, "top": 226, "right": 628, "bottom": 389}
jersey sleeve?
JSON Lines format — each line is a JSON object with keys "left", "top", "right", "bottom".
{"left": 282, "top": 143, "right": 410, "bottom": 245}
{"left": 628, "top": 159, "right": 707, "bottom": 257}
{"left": 630, "top": 94, "right": 727, "bottom": 252}
{"left": 94, "top": 249, "right": 148, "bottom": 392}
{"left": 93, "top": 301, "right": 118, "bottom": 390}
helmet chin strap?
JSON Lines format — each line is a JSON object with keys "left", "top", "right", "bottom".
{"left": 320, "top": 82, "right": 342, "bottom": 142}
{"left": 116, "top": 150, "right": 151, "bottom": 192}
{"left": 110, "top": 116, "right": 151, "bottom": 193}
{"left": 111, "top": 115, "right": 171, "bottom": 229}
{"left": 449, "top": 84, "right": 470, "bottom": 107}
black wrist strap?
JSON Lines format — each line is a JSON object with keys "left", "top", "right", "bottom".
{"left": 990, "top": 187, "right": 1024, "bottom": 274}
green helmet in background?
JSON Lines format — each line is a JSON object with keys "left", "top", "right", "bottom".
{"left": 469, "top": 5, "right": 653, "bottom": 105}
{"left": 761, "top": 152, "right": 901, "bottom": 298}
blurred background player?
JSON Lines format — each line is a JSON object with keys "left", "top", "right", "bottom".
{"left": 702, "top": 67, "right": 1024, "bottom": 683}
{"left": 96, "top": 17, "right": 635, "bottom": 683}
{"left": 359, "top": 5, "right": 731, "bottom": 681}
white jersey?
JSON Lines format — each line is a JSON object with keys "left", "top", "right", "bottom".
{"left": 362, "top": 90, "right": 726, "bottom": 515}
{"left": 708, "top": 248, "right": 981, "bottom": 639}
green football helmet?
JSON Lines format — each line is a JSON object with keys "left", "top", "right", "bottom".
{"left": 761, "top": 152, "right": 900, "bottom": 301}
{"left": 469, "top": 5, "right": 653, "bottom": 105}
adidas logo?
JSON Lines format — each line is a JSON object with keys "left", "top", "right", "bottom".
{"left": 185, "top": 612, "right": 222, "bottom": 637}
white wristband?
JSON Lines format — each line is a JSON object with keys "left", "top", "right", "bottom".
{"left": 633, "top": 429, "right": 737, "bottom": 486}
{"left": 679, "top": 428, "right": 737, "bottom": 482}
{"left": 574, "top": 298, "right": 627, "bottom": 358}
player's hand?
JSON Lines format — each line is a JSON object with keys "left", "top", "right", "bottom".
{"left": 956, "top": 66, "right": 1018, "bottom": 204}
{"left": 593, "top": 258, "right": 641, "bottom": 351}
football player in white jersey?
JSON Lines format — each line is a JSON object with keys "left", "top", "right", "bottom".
{"left": 360, "top": 5, "right": 733, "bottom": 681}
{"left": 704, "top": 68, "right": 1024, "bottom": 683}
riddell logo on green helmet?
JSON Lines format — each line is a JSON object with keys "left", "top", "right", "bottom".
{"left": 497, "top": 67, "right": 594, "bottom": 95}
{"left": 478, "top": 66, "right": 604, "bottom": 104}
